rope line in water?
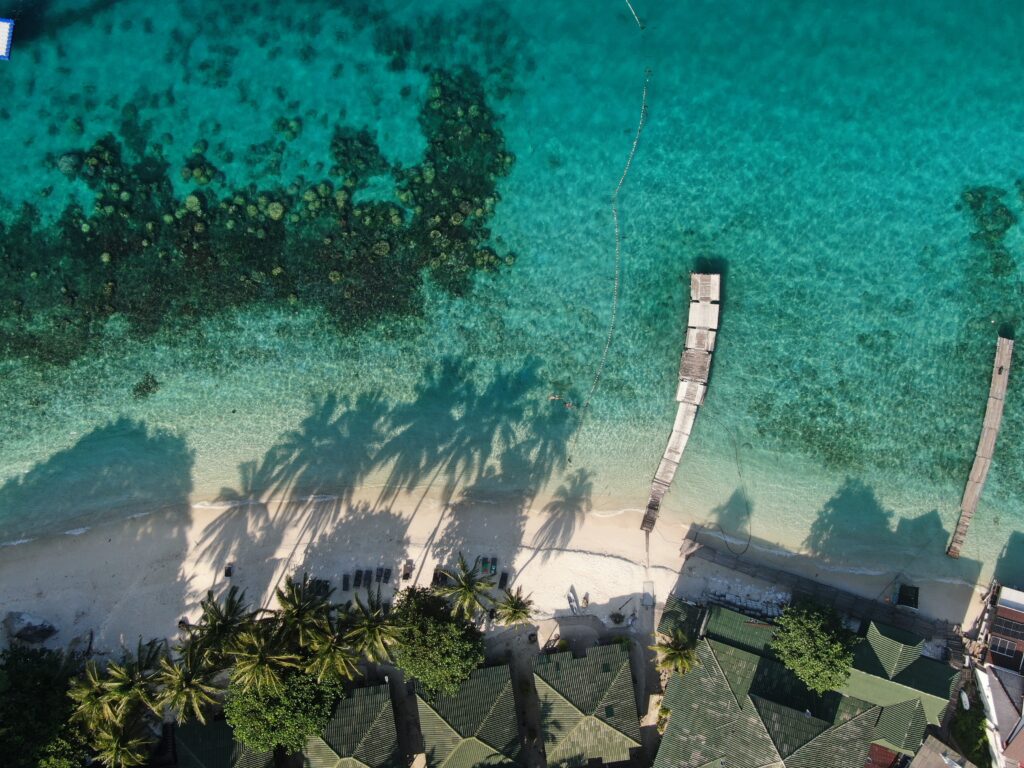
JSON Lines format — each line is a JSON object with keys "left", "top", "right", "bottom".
{"left": 572, "top": 70, "right": 650, "bottom": 451}
{"left": 625, "top": 0, "right": 645, "bottom": 30}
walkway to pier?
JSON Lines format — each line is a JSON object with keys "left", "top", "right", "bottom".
{"left": 641, "top": 274, "right": 720, "bottom": 532}
{"left": 947, "top": 336, "right": 1014, "bottom": 558}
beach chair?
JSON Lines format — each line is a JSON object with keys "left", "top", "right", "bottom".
{"left": 375, "top": 567, "right": 384, "bottom": 583}
{"left": 480, "top": 556, "right": 490, "bottom": 574}
{"left": 363, "top": 569, "right": 373, "bottom": 587}
{"left": 498, "top": 571, "right": 509, "bottom": 589}
{"left": 353, "top": 570, "right": 363, "bottom": 588}
{"left": 342, "top": 574, "right": 350, "bottom": 591}
{"left": 383, "top": 567, "right": 392, "bottom": 584}
{"left": 402, "top": 559, "right": 414, "bottom": 580}
{"left": 489, "top": 557, "right": 498, "bottom": 576}
{"left": 311, "top": 578, "right": 331, "bottom": 598}
{"left": 432, "top": 568, "right": 447, "bottom": 586}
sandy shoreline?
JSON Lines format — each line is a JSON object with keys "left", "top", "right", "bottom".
{"left": 0, "top": 482, "right": 989, "bottom": 656}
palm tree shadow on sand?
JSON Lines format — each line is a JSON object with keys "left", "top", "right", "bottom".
{"left": 528, "top": 469, "right": 594, "bottom": 563}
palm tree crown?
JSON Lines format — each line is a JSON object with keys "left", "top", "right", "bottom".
{"left": 191, "top": 585, "right": 253, "bottom": 666}
{"left": 305, "top": 616, "right": 360, "bottom": 684}
{"left": 495, "top": 586, "right": 534, "bottom": 626}
{"left": 275, "top": 572, "right": 332, "bottom": 651}
{"left": 154, "top": 645, "right": 220, "bottom": 724}
{"left": 229, "top": 624, "right": 300, "bottom": 696}
{"left": 651, "top": 628, "right": 698, "bottom": 676}
{"left": 69, "top": 659, "right": 117, "bottom": 729}
{"left": 345, "top": 591, "right": 400, "bottom": 663}
{"left": 436, "top": 553, "right": 494, "bottom": 619}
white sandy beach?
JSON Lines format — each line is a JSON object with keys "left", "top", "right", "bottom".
{"left": 0, "top": 485, "right": 989, "bottom": 656}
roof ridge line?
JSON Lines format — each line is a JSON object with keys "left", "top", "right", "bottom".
{"left": 786, "top": 704, "right": 882, "bottom": 763}
{"left": 353, "top": 695, "right": 393, "bottom": 761}
{"left": 705, "top": 640, "right": 745, "bottom": 712}
{"left": 595, "top": 662, "right": 641, "bottom": 742}
{"left": 473, "top": 677, "right": 515, "bottom": 751}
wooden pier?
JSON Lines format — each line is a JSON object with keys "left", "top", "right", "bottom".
{"left": 641, "top": 274, "right": 720, "bottom": 532}
{"left": 947, "top": 336, "right": 1014, "bottom": 558}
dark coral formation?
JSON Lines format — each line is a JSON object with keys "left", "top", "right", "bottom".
{"left": 0, "top": 69, "right": 514, "bottom": 365}
{"left": 960, "top": 186, "right": 1018, "bottom": 277}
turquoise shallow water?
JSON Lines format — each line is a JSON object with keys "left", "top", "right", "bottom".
{"left": 1, "top": 0, "right": 1023, "bottom": 593}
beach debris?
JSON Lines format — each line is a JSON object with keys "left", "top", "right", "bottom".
{"left": 3, "top": 611, "right": 58, "bottom": 643}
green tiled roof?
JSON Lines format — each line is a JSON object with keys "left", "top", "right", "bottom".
{"left": 657, "top": 595, "right": 703, "bottom": 640}
{"left": 852, "top": 621, "right": 958, "bottom": 719}
{"left": 533, "top": 644, "right": 640, "bottom": 766}
{"left": 175, "top": 720, "right": 274, "bottom": 768}
{"left": 858, "top": 622, "right": 925, "bottom": 679}
{"left": 654, "top": 640, "right": 881, "bottom": 768}
{"left": 872, "top": 699, "right": 928, "bottom": 756}
{"left": 416, "top": 665, "right": 521, "bottom": 768}
{"left": 306, "top": 684, "right": 400, "bottom": 768}
{"left": 705, "top": 604, "right": 776, "bottom": 657}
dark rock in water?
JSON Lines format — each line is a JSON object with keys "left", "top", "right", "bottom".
{"left": 3, "top": 611, "right": 58, "bottom": 643}
{"left": 132, "top": 372, "right": 160, "bottom": 399}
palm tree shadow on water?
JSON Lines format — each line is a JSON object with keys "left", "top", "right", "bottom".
{"left": 0, "top": 417, "right": 195, "bottom": 645}
{"left": 199, "top": 356, "right": 580, "bottom": 597}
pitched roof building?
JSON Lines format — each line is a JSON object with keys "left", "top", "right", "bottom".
{"left": 654, "top": 600, "right": 958, "bottom": 768}
{"left": 174, "top": 719, "right": 273, "bottom": 768}
{"left": 974, "top": 584, "right": 1024, "bottom": 767}
{"left": 532, "top": 644, "right": 641, "bottom": 766}
{"left": 306, "top": 684, "right": 402, "bottom": 768}
{"left": 415, "top": 664, "right": 523, "bottom": 768}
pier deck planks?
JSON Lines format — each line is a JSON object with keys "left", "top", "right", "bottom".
{"left": 642, "top": 273, "right": 721, "bottom": 532}
{"left": 947, "top": 336, "right": 1014, "bottom": 558}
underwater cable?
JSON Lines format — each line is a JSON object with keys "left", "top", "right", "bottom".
{"left": 571, "top": 68, "right": 650, "bottom": 452}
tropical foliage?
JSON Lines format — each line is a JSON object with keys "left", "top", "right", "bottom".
{"left": 770, "top": 600, "right": 858, "bottom": 694}
{"left": 651, "top": 629, "right": 698, "bottom": 676}
{"left": 436, "top": 553, "right": 495, "bottom": 619}
{"left": 0, "top": 646, "right": 89, "bottom": 768}
{"left": 494, "top": 586, "right": 535, "bottom": 626}
{"left": 392, "top": 587, "right": 485, "bottom": 697}
{"left": 224, "top": 671, "right": 342, "bottom": 754}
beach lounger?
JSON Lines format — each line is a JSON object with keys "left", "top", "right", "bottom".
{"left": 342, "top": 574, "right": 350, "bottom": 591}
{"left": 489, "top": 557, "right": 498, "bottom": 576}
{"left": 498, "top": 571, "right": 509, "bottom": 589}
{"left": 432, "top": 568, "right": 448, "bottom": 586}
{"left": 224, "top": 563, "right": 234, "bottom": 578}
{"left": 311, "top": 578, "right": 331, "bottom": 598}
{"left": 375, "top": 567, "right": 383, "bottom": 583}
{"left": 383, "top": 567, "right": 392, "bottom": 583}
{"left": 363, "top": 569, "right": 373, "bottom": 587}
{"left": 353, "top": 570, "right": 363, "bottom": 588}
{"left": 402, "top": 559, "right": 414, "bottom": 580}
{"left": 480, "top": 556, "right": 490, "bottom": 573}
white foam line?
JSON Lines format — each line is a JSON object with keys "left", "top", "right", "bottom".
{"left": 1, "top": 538, "right": 33, "bottom": 547}
{"left": 63, "top": 527, "right": 89, "bottom": 536}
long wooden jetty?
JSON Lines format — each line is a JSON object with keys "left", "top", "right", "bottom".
{"left": 947, "top": 336, "right": 1014, "bottom": 558}
{"left": 641, "top": 274, "right": 720, "bottom": 532}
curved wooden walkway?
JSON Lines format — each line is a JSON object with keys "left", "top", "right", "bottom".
{"left": 947, "top": 336, "right": 1014, "bottom": 558}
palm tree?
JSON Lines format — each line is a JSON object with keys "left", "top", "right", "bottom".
{"left": 191, "top": 586, "right": 253, "bottom": 667}
{"left": 436, "top": 553, "right": 494, "bottom": 619}
{"left": 275, "top": 572, "right": 332, "bottom": 650}
{"left": 103, "top": 639, "right": 163, "bottom": 722}
{"left": 345, "top": 592, "right": 400, "bottom": 663}
{"left": 495, "top": 586, "right": 534, "bottom": 626}
{"left": 650, "top": 629, "right": 698, "bottom": 676}
{"left": 229, "top": 624, "right": 300, "bottom": 695}
{"left": 92, "top": 721, "right": 151, "bottom": 768}
{"left": 154, "top": 645, "right": 220, "bottom": 724}
{"left": 305, "top": 617, "right": 360, "bottom": 684}
{"left": 69, "top": 659, "right": 117, "bottom": 729}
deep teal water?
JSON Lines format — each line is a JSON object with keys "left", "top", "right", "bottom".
{"left": 1, "top": 0, "right": 1023, "bottom": 592}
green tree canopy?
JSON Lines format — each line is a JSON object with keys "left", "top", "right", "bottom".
{"left": 770, "top": 600, "right": 858, "bottom": 695}
{"left": 0, "top": 646, "right": 89, "bottom": 768}
{"left": 224, "top": 671, "right": 342, "bottom": 754}
{"left": 391, "top": 587, "right": 484, "bottom": 697}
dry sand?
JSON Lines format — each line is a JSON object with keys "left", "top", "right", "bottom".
{"left": 0, "top": 486, "right": 988, "bottom": 655}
